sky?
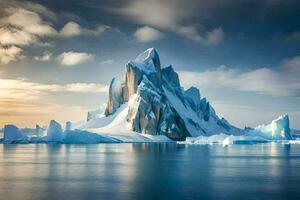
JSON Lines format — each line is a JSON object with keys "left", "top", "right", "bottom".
{"left": 0, "top": 0, "right": 299, "bottom": 129}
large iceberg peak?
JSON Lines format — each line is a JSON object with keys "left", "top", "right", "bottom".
{"left": 131, "top": 47, "right": 161, "bottom": 74}
{"left": 94, "top": 48, "right": 244, "bottom": 141}
{"left": 123, "top": 48, "right": 163, "bottom": 102}
{"left": 135, "top": 48, "right": 160, "bottom": 65}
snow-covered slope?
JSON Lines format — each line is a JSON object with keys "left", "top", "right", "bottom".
{"left": 80, "top": 104, "right": 172, "bottom": 142}
{"left": 80, "top": 48, "right": 244, "bottom": 141}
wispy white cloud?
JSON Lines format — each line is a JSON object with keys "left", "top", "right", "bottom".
{"left": 0, "top": 46, "right": 24, "bottom": 64}
{"left": 0, "top": 5, "right": 57, "bottom": 63}
{"left": 84, "top": 24, "right": 110, "bottom": 36}
{"left": 64, "top": 83, "right": 108, "bottom": 93}
{"left": 176, "top": 26, "right": 224, "bottom": 45}
{"left": 282, "top": 55, "right": 300, "bottom": 76}
{"left": 204, "top": 28, "right": 224, "bottom": 46}
{"left": 178, "top": 55, "right": 300, "bottom": 97}
{"left": 34, "top": 51, "right": 52, "bottom": 61}
{"left": 101, "top": 59, "right": 115, "bottom": 65}
{"left": 0, "top": 98, "right": 87, "bottom": 128}
{"left": 0, "top": 27, "right": 38, "bottom": 46}
{"left": 59, "top": 21, "right": 81, "bottom": 37}
{"left": 57, "top": 51, "right": 94, "bottom": 66}
{"left": 59, "top": 21, "right": 110, "bottom": 37}
{"left": 0, "top": 75, "right": 108, "bottom": 127}
{"left": 20, "top": 1, "right": 57, "bottom": 21}
{"left": 111, "top": 0, "right": 224, "bottom": 45}
{"left": 2, "top": 7, "right": 57, "bottom": 36}
{"left": 0, "top": 77, "right": 108, "bottom": 101}
{"left": 0, "top": 2, "right": 111, "bottom": 65}
{"left": 134, "top": 26, "right": 163, "bottom": 42}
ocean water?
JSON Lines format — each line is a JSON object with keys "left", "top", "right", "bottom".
{"left": 0, "top": 143, "right": 300, "bottom": 200}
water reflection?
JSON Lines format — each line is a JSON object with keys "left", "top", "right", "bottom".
{"left": 0, "top": 143, "right": 300, "bottom": 200}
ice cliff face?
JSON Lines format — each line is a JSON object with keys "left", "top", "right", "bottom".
{"left": 3, "top": 125, "right": 25, "bottom": 141}
{"left": 251, "top": 114, "right": 293, "bottom": 140}
{"left": 102, "top": 48, "right": 243, "bottom": 140}
{"left": 47, "top": 120, "right": 64, "bottom": 142}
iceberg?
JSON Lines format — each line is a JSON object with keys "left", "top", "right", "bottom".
{"left": 65, "top": 121, "right": 72, "bottom": 131}
{"left": 249, "top": 114, "right": 293, "bottom": 140}
{"left": 47, "top": 120, "right": 64, "bottom": 142}
{"left": 3, "top": 124, "right": 25, "bottom": 142}
{"left": 182, "top": 115, "right": 293, "bottom": 146}
{"left": 1, "top": 48, "right": 296, "bottom": 144}
{"left": 78, "top": 48, "right": 244, "bottom": 141}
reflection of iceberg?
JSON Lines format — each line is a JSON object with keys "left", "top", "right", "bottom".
{"left": 183, "top": 134, "right": 269, "bottom": 146}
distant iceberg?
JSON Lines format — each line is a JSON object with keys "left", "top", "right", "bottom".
{"left": 182, "top": 134, "right": 269, "bottom": 146}
{"left": 250, "top": 114, "right": 292, "bottom": 140}
{"left": 47, "top": 120, "right": 64, "bottom": 142}
{"left": 181, "top": 115, "right": 293, "bottom": 146}
{"left": 3, "top": 125, "right": 26, "bottom": 142}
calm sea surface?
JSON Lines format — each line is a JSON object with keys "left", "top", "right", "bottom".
{"left": 0, "top": 143, "right": 300, "bottom": 200}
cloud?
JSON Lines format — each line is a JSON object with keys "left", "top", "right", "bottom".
{"left": 0, "top": 2, "right": 111, "bottom": 65}
{"left": 110, "top": 0, "right": 224, "bottom": 45}
{"left": 2, "top": 8, "right": 57, "bottom": 36}
{"left": 20, "top": 1, "right": 57, "bottom": 21}
{"left": 204, "top": 28, "right": 224, "bottom": 46}
{"left": 0, "top": 74, "right": 109, "bottom": 127}
{"left": 60, "top": 21, "right": 81, "bottom": 37}
{"left": 65, "top": 83, "right": 108, "bottom": 93}
{"left": 134, "top": 26, "right": 163, "bottom": 42}
{"left": 0, "top": 46, "right": 24, "bottom": 64}
{"left": 282, "top": 55, "right": 300, "bottom": 75}
{"left": 0, "top": 77, "right": 108, "bottom": 101}
{"left": 101, "top": 59, "right": 115, "bottom": 65}
{"left": 178, "top": 55, "right": 300, "bottom": 97}
{"left": 59, "top": 21, "right": 110, "bottom": 37}
{"left": 85, "top": 24, "right": 110, "bottom": 36}
{"left": 57, "top": 51, "right": 94, "bottom": 66}
{"left": 34, "top": 51, "right": 52, "bottom": 61}
{"left": 0, "top": 98, "right": 87, "bottom": 128}
{"left": 0, "top": 27, "right": 38, "bottom": 46}
{"left": 175, "top": 25, "right": 224, "bottom": 45}
{"left": 176, "top": 25, "right": 203, "bottom": 42}
{"left": 0, "top": 5, "right": 57, "bottom": 64}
